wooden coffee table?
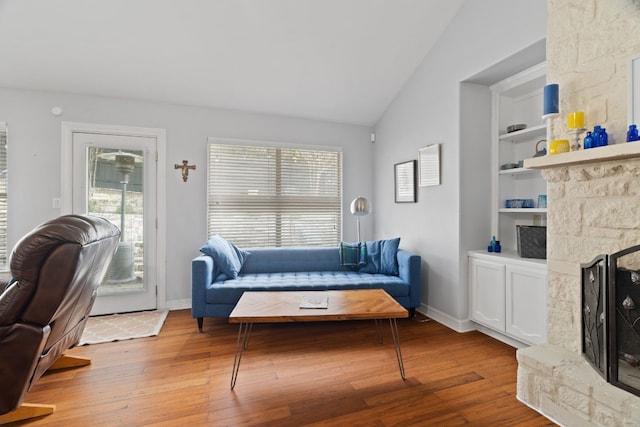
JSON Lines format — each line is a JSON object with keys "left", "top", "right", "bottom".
{"left": 228, "top": 289, "right": 408, "bottom": 389}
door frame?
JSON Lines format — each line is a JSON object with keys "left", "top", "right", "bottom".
{"left": 61, "top": 121, "right": 167, "bottom": 311}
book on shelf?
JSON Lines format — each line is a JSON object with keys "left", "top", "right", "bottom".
{"left": 299, "top": 295, "right": 328, "bottom": 309}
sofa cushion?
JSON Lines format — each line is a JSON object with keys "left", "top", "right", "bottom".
{"left": 206, "top": 271, "right": 409, "bottom": 304}
{"left": 359, "top": 238, "right": 400, "bottom": 276}
{"left": 200, "top": 235, "right": 250, "bottom": 279}
{"left": 240, "top": 247, "right": 351, "bottom": 274}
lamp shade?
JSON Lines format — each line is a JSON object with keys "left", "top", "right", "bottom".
{"left": 350, "top": 197, "right": 371, "bottom": 216}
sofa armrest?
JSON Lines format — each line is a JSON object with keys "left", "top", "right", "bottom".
{"left": 397, "top": 249, "right": 422, "bottom": 308}
{"left": 191, "top": 255, "right": 214, "bottom": 318}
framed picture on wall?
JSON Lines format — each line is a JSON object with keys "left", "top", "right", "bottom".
{"left": 394, "top": 160, "right": 416, "bottom": 203}
{"left": 418, "top": 144, "right": 440, "bottom": 187}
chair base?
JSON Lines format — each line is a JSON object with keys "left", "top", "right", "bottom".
{"left": 0, "top": 355, "right": 90, "bottom": 423}
{"left": 0, "top": 403, "right": 56, "bottom": 423}
{"left": 48, "top": 354, "right": 91, "bottom": 370}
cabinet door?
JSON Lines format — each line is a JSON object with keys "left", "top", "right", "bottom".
{"left": 505, "top": 265, "right": 547, "bottom": 345}
{"left": 469, "top": 257, "right": 506, "bottom": 331}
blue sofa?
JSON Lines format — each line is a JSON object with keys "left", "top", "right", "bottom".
{"left": 191, "top": 245, "right": 422, "bottom": 332}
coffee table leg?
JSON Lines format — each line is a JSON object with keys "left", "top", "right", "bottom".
{"left": 375, "top": 319, "right": 383, "bottom": 344}
{"left": 389, "top": 318, "right": 406, "bottom": 380}
{"left": 231, "top": 322, "right": 252, "bottom": 389}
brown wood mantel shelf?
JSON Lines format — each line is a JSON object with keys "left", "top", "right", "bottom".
{"left": 524, "top": 142, "right": 640, "bottom": 169}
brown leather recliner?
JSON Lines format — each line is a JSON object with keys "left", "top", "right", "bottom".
{"left": 0, "top": 214, "right": 120, "bottom": 423}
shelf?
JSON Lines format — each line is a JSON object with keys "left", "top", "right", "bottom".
{"left": 469, "top": 249, "right": 547, "bottom": 267}
{"left": 499, "top": 124, "right": 546, "bottom": 143}
{"left": 524, "top": 142, "right": 640, "bottom": 169}
{"left": 498, "top": 167, "right": 537, "bottom": 175}
{"left": 499, "top": 208, "right": 547, "bottom": 214}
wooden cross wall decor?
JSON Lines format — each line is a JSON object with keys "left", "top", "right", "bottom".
{"left": 175, "top": 160, "right": 196, "bottom": 182}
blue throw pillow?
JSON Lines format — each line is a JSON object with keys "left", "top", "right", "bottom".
{"left": 359, "top": 238, "right": 400, "bottom": 276}
{"left": 199, "top": 235, "right": 250, "bottom": 279}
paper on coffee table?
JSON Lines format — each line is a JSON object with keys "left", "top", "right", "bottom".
{"left": 300, "top": 295, "right": 328, "bottom": 309}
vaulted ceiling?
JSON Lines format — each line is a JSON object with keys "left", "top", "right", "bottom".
{"left": 0, "top": 0, "right": 463, "bottom": 126}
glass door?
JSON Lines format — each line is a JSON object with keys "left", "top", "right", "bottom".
{"left": 72, "top": 132, "right": 158, "bottom": 315}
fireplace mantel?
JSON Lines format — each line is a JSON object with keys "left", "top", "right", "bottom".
{"left": 524, "top": 142, "right": 640, "bottom": 170}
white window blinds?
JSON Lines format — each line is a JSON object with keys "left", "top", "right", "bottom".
{"left": 207, "top": 140, "right": 343, "bottom": 248}
{"left": 0, "top": 124, "right": 7, "bottom": 270}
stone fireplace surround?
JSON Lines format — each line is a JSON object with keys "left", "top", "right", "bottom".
{"left": 517, "top": 144, "right": 640, "bottom": 425}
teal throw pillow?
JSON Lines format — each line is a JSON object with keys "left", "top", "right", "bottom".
{"left": 339, "top": 241, "right": 368, "bottom": 268}
{"left": 359, "top": 238, "right": 400, "bottom": 276}
{"left": 199, "top": 235, "right": 250, "bottom": 279}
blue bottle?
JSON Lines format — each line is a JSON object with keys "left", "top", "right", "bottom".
{"left": 593, "top": 126, "right": 602, "bottom": 144}
{"left": 628, "top": 124, "right": 639, "bottom": 142}
{"left": 597, "top": 128, "right": 608, "bottom": 147}
{"left": 583, "top": 131, "right": 594, "bottom": 149}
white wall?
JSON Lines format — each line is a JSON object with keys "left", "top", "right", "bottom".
{"left": 0, "top": 87, "right": 373, "bottom": 307}
{"left": 373, "top": 0, "right": 546, "bottom": 328}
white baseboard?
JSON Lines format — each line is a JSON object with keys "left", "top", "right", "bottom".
{"left": 418, "top": 304, "right": 476, "bottom": 333}
{"left": 166, "top": 299, "right": 191, "bottom": 311}
{"left": 473, "top": 323, "right": 528, "bottom": 349}
{"left": 417, "top": 304, "right": 529, "bottom": 348}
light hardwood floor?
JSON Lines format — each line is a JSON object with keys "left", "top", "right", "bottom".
{"left": 8, "top": 310, "right": 555, "bottom": 426}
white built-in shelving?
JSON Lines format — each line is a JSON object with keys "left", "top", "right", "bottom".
{"left": 469, "top": 61, "right": 548, "bottom": 348}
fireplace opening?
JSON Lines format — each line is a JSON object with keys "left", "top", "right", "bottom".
{"left": 582, "top": 244, "right": 640, "bottom": 397}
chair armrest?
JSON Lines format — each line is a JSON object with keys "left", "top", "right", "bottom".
{"left": 191, "top": 255, "right": 214, "bottom": 318}
{"left": 397, "top": 249, "right": 422, "bottom": 308}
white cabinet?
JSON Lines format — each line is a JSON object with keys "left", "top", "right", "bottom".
{"left": 469, "top": 256, "right": 505, "bottom": 331}
{"left": 491, "top": 62, "right": 548, "bottom": 252}
{"left": 505, "top": 264, "right": 547, "bottom": 345}
{"left": 469, "top": 251, "right": 547, "bottom": 346}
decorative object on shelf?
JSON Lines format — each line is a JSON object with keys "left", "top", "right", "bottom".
{"left": 533, "top": 139, "right": 547, "bottom": 157}
{"left": 174, "top": 160, "right": 196, "bottom": 182}
{"left": 549, "top": 139, "right": 570, "bottom": 155}
{"left": 500, "top": 162, "right": 518, "bottom": 170}
{"left": 567, "top": 111, "right": 585, "bottom": 129}
{"left": 627, "top": 124, "right": 639, "bottom": 142}
{"left": 488, "top": 236, "right": 501, "bottom": 253}
{"left": 516, "top": 225, "right": 547, "bottom": 259}
{"left": 505, "top": 199, "right": 524, "bottom": 208}
{"left": 505, "top": 199, "right": 535, "bottom": 209}
{"left": 418, "top": 144, "right": 440, "bottom": 187}
{"left": 567, "top": 111, "right": 586, "bottom": 151}
{"left": 592, "top": 125, "right": 609, "bottom": 147}
{"left": 507, "top": 123, "right": 527, "bottom": 133}
{"left": 542, "top": 84, "right": 560, "bottom": 154}
{"left": 542, "top": 84, "right": 559, "bottom": 119}
{"left": 538, "top": 194, "right": 547, "bottom": 209}
{"left": 583, "top": 131, "right": 595, "bottom": 149}
{"left": 349, "top": 196, "right": 371, "bottom": 242}
{"left": 567, "top": 128, "right": 586, "bottom": 151}
{"left": 394, "top": 160, "right": 416, "bottom": 203}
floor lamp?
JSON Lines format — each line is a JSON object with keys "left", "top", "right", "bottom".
{"left": 350, "top": 196, "right": 371, "bottom": 242}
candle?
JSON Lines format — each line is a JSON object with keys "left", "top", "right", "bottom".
{"left": 543, "top": 84, "right": 559, "bottom": 116}
{"left": 568, "top": 111, "right": 585, "bottom": 129}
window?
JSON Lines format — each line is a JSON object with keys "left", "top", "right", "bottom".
{"left": 207, "top": 139, "right": 343, "bottom": 247}
{"left": 0, "top": 123, "right": 7, "bottom": 270}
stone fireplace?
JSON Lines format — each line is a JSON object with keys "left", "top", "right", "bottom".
{"left": 518, "top": 147, "right": 640, "bottom": 425}
{"left": 517, "top": 1, "right": 640, "bottom": 423}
